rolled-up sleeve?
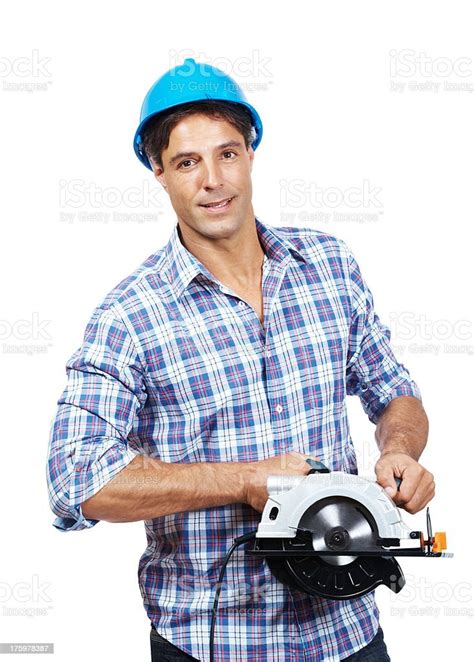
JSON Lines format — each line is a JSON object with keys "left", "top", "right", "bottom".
{"left": 344, "top": 248, "right": 422, "bottom": 424}
{"left": 46, "top": 306, "right": 147, "bottom": 532}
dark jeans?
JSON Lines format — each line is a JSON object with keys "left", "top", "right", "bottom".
{"left": 150, "top": 626, "right": 198, "bottom": 661}
{"left": 150, "top": 624, "right": 390, "bottom": 661}
{"left": 342, "top": 626, "right": 390, "bottom": 661}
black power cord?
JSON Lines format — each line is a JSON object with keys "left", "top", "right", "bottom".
{"left": 209, "top": 530, "right": 257, "bottom": 662}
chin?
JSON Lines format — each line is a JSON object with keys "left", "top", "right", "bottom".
{"left": 192, "top": 213, "right": 243, "bottom": 238}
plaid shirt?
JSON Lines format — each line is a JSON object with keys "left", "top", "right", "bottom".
{"left": 46, "top": 218, "right": 421, "bottom": 661}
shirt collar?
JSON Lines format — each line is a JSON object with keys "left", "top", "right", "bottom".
{"left": 163, "top": 217, "right": 307, "bottom": 300}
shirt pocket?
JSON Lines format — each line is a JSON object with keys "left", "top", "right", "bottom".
{"left": 284, "top": 317, "right": 347, "bottom": 412}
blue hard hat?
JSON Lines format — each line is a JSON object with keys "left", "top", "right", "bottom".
{"left": 133, "top": 57, "right": 263, "bottom": 170}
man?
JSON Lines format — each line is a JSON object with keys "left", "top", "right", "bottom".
{"left": 46, "top": 58, "right": 435, "bottom": 661}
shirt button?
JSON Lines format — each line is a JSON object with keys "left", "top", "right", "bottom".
{"left": 361, "top": 383, "right": 369, "bottom": 392}
{"left": 275, "top": 404, "right": 283, "bottom": 414}
{"left": 238, "top": 300, "right": 245, "bottom": 307}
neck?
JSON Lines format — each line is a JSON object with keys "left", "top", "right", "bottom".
{"left": 177, "top": 216, "right": 265, "bottom": 289}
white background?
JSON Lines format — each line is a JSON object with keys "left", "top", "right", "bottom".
{"left": 0, "top": 1, "right": 472, "bottom": 659}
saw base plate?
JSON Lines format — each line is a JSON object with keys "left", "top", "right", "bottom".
{"left": 255, "top": 532, "right": 406, "bottom": 599}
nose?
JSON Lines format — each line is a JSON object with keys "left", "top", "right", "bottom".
{"left": 201, "top": 158, "right": 224, "bottom": 191}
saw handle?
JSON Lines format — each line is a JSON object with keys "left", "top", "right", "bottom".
{"left": 305, "top": 459, "right": 403, "bottom": 491}
{"left": 305, "top": 458, "right": 330, "bottom": 474}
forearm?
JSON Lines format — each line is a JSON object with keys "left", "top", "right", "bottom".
{"left": 375, "top": 395, "right": 429, "bottom": 461}
{"left": 81, "top": 454, "right": 250, "bottom": 523}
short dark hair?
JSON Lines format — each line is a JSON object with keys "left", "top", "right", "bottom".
{"left": 141, "top": 100, "right": 256, "bottom": 170}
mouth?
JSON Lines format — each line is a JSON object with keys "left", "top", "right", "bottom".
{"left": 199, "top": 196, "right": 235, "bottom": 212}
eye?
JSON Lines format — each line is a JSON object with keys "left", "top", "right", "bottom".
{"left": 178, "top": 159, "right": 195, "bottom": 169}
{"left": 222, "top": 151, "right": 237, "bottom": 159}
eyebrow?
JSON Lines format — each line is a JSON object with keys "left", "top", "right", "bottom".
{"left": 168, "top": 140, "right": 243, "bottom": 167}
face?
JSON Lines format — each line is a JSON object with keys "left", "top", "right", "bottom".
{"left": 152, "top": 113, "right": 255, "bottom": 244}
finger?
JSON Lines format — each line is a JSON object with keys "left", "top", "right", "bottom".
{"left": 397, "top": 471, "right": 434, "bottom": 512}
{"left": 392, "top": 464, "right": 432, "bottom": 505}
{"left": 402, "top": 477, "right": 436, "bottom": 514}
{"left": 375, "top": 464, "right": 402, "bottom": 498}
{"left": 286, "top": 452, "right": 310, "bottom": 471}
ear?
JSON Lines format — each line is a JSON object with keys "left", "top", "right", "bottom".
{"left": 151, "top": 160, "right": 168, "bottom": 192}
{"left": 247, "top": 146, "right": 255, "bottom": 171}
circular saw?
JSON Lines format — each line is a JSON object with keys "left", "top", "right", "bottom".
{"left": 247, "top": 459, "right": 449, "bottom": 600}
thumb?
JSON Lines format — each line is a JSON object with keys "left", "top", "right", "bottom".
{"left": 376, "top": 469, "right": 399, "bottom": 498}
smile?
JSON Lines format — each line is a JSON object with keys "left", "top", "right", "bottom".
{"left": 199, "top": 196, "right": 235, "bottom": 211}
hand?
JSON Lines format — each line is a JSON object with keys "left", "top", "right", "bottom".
{"left": 375, "top": 451, "right": 435, "bottom": 514}
{"left": 243, "top": 452, "right": 319, "bottom": 513}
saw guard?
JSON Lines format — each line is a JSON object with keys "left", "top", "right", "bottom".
{"left": 257, "top": 472, "right": 410, "bottom": 542}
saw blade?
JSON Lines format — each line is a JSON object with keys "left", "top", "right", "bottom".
{"left": 298, "top": 496, "right": 379, "bottom": 566}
